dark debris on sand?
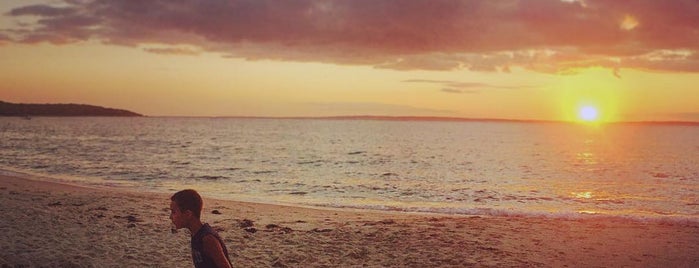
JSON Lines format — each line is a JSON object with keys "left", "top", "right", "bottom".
{"left": 238, "top": 219, "right": 254, "bottom": 228}
{"left": 265, "top": 224, "right": 294, "bottom": 234}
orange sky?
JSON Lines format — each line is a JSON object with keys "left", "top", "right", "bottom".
{"left": 1, "top": 0, "right": 698, "bottom": 122}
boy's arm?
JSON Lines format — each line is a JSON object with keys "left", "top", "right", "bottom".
{"left": 202, "top": 235, "right": 232, "bottom": 268}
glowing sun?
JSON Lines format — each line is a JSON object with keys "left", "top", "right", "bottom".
{"left": 578, "top": 106, "right": 599, "bottom": 122}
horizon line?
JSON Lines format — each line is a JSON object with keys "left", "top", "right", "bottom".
{"left": 140, "top": 115, "right": 699, "bottom": 126}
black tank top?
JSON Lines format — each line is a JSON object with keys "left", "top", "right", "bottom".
{"left": 191, "top": 223, "right": 232, "bottom": 268}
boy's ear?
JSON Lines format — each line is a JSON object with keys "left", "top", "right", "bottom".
{"left": 183, "top": 209, "right": 194, "bottom": 218}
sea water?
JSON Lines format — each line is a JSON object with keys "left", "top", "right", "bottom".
{"left": 1, "top": 117, "right": 697, "bottom": 222}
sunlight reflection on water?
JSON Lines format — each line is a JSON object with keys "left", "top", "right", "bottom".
{"left": 0, "top": 117, "right": 697, "bottom": 221}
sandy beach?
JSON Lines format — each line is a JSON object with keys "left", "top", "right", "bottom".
{"left": 1, "top": 174, "right": 697, "bottom": 267}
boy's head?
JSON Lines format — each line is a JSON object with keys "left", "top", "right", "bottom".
{"left": 170, "top": 189, "right": 203, "bottom": 229}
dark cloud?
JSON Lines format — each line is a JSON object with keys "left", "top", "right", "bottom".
{"left": 4, "top": 0, "right": 699, "bottom": 73}
{"left": 8, "top": 4, "right": 77, "bottom": 17}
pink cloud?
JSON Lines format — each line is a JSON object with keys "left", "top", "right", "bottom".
{"left": 0, "top": 33, "right": 9, "bottom": 44}
{"left": 3, "top": 0, "right": 698, "bottom": 73}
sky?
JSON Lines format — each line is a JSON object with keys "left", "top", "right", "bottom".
{"left": 1, "top": 0, "right": 698, "bottom": 122}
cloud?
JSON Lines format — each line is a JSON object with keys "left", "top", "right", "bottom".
{"left": 143, "top": 46, "right": 201, "bottom": 56}
{"left": 669, "top": 113, "right": 699, "bottom": 121}
{"left": 8, "top": 4, "right": 77, "bottom": 17}
{"left": 404, "top": 79, "right": 533, "bottom": 93}
{"left": 441, "top": 88, "right": 479, "bottom": 94}
{"left": 622, "top": 112, "right": 699, "bottom": 122}
{"left": 3, "top": 0, "right": 699, "bottom": 74}
{"left": 303, "top": 101, "right": 455, "bottom": 116}
{"left": 0, "top": 33, "right": 9, "bottom": 44}
{"left": 404, "top": 79, "right": 489, "bottom": 88}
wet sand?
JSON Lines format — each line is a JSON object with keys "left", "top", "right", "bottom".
{"left": 1, "top": 174, "right": 697, "bottom": 267}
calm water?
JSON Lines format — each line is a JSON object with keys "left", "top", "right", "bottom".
{"left": 1, "top": 117, "right": 697, "bottom": 222}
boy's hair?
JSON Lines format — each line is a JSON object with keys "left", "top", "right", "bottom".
{"left": 171, "top": 189, "right": 203, "bottom": 219}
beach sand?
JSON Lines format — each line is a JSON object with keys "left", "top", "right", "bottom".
{"left": 1, "top": 174, "right": 697, "bottom": 267}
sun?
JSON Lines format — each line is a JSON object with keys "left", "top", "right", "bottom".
{"left": 578, "top": 106, "right": 599, "bottom": 122}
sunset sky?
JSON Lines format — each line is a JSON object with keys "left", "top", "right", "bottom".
{"left": 1, "top": 0, "right": 698, "bottom": 122}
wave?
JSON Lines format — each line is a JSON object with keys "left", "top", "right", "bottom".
{"left": 306, "top": 202, "right": 699, "bottom": 226}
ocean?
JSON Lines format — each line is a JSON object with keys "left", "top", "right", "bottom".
{"left": 1, "top": 117, "right": 697, "bottom": 222}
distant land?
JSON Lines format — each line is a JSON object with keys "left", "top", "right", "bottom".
{"left": 0, "top": 101, "right": 142, "bottom": 117}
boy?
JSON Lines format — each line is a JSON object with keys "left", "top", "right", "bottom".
{"left": 170, "top": 189, "right": 232, "bottom": 268}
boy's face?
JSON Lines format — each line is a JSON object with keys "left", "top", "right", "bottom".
{"left": 170, "top": 201, "right": 191, "bottom": 229}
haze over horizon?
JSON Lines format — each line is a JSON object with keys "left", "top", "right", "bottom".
{"left": 1, "top": 0, "right": 698, "bottom": 122}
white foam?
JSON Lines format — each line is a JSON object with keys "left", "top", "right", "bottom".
{"left": 308, "top": 202, "right": 699, "bottom": 226}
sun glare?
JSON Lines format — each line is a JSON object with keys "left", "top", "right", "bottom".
{"left": 578, "top": 106, "right": 599, "bottom": 122}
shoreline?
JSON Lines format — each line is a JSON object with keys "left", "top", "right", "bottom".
{"left": 1, "top": 173, "right": 698, "bottom": 267}
{"left": 3, "top": 167, "right": 696, "bottom": 226}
